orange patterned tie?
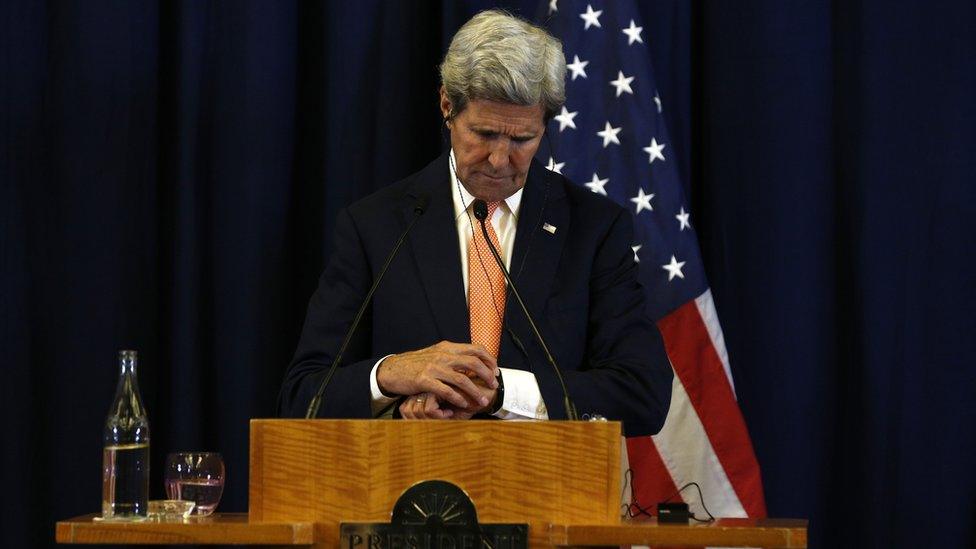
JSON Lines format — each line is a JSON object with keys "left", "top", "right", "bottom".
{"left": 468, "top": 202, "right": 507, "bottom": 358}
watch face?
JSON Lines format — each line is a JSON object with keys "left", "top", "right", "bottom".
{"left": 391, "top": 480, "right": 479, "bottom": 527}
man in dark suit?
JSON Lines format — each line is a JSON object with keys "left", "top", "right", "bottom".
{"left": 279, "top": 10, "right": 672, "bottom": 436}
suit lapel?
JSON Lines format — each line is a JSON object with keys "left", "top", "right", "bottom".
{"left": 498, "top": 161, "right": 568, "bottom": 369}
{"left": 405, "top": 153, "right": 471, "bottom": 345}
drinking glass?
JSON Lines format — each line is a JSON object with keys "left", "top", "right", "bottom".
{"left": 163, "top": 452, "right": 225, "bottom": 516}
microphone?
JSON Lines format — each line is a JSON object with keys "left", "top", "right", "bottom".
{"left": 305, "top": 195, "right": 430, "bottom": 419}
{"left": 472, "top": 199, "right": 579, "bottom": 421}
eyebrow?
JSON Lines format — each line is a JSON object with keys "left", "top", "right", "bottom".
{"left": 470, "top": 125, "right": 538, "bottom": 140}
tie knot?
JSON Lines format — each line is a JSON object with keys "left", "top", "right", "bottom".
{"left": 486, "top": 201, "right": 500, "bottom": 217}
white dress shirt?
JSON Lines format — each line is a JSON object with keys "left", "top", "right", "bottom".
{"left": 368, "top": 150, "right": 548, "bottom": 419}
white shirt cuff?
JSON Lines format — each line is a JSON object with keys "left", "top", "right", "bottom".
{"left": 369, "top": 354, "right": 398, "bottom": 416}
{"left": 493, "top": 367, "right": 549, "bottom": 420}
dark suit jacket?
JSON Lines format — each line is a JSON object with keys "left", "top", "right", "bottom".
{"left": 279, "top": 152, "right": 673, "bottom": 436}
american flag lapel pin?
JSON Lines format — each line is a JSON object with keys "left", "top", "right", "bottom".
{"left": 542, "top": 222, "right": 557, "bottom": 234}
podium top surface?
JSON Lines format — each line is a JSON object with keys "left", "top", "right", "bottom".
{"left": 551, "top": 517, "right": 808, "bottom": 547}
{"left": 55, "top": 513, "right": 313, "bottom": 545}
{"left": 56, "top": 513, "right": 808, "bottom": 547}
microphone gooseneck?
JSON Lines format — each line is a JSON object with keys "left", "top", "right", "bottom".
{"left": 471, "top": 199, "right": 579, "bottom": 421}
{"left": 305, "top": 195, "right": 429, "bottom": 419}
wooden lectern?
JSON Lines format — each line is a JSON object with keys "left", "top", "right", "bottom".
{"left": 250, "top": 419, "right": 622, "bottom": 548}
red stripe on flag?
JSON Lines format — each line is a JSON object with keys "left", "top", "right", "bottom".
{"left": 657, "top": 300, "right": 768, "bottom": 517}
{"left": 626, "top": 436, "right": 681, "bottom": 508}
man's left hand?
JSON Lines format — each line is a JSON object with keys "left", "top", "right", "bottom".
{"left": 399, "top": 392, "right": 454, "bottom": 419}
{"left": 400, "top": 377, "right": 498, "bottom": 420}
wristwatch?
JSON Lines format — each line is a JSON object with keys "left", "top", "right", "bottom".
{"left": 487, "top": 370, "right": 505, "bottom": 415}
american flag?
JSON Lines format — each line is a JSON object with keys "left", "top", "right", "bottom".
{"left": 537, "top": 0, "right": 767, "bottom": 519}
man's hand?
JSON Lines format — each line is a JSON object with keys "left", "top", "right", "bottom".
{"left": 399, "top": 376, "right": 499, "bottom": 420}
{"left": 399, "top": 392, "right": 454, "bottom": 419}
{"left": 444, "top": 375, "right": 499, "bottom": 419}
{"left": 377, "top": 341, "right": 499, "bottom": 410}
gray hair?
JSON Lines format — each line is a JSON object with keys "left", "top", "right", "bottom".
{"left": 440, "top": 10, "right": 566, "bottom": 121}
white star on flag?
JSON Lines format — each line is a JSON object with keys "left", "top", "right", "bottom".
{"left": 596, "top": 121, "right": 622, "bottom": 147}
{"left": 630, "top": 187, "right": 654, "bottom": 214}
{"left": 622, "top": 20, "right": 644, "bottom": 45}
{"left": 676, "top": 207, "right": 691, "bottom": 231}
{"left": 610, "top": 71, "right": 635, "bottom": 97}
{"left": 546, "top": 157, "right": 565, "bottom": 174}
{"left": 566, "top": 55, "right": 589, "bottom": 80}
{"left": 631, "top": 244, "right": 642, "bottom": 263}
{"left": 585, "top": 172, "right": 609, "bottom": 195}
{"left": 580, "top": 4, "right": 603, "bottom": 30}
{"left": 643, "top": 137, "right": 666, "bottom": 163}
{"left": 654, "top": 92, "right": 662, "bottom": 113}
{"left": 549, "top": 0, "right": 558, "bottom": 15}
{"left": 553, "top": 106, "right": 578, "bottom": 131}
{"left": 662, "top": 255, "right": 686, "bottom": 281}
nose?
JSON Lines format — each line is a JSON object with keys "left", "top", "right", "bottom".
{"left": 487, "top": 140, "right": 511, "bottom": 171}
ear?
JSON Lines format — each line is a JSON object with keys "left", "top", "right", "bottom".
{"left": 439, "top": 86, "right": 453, "bottom": 121}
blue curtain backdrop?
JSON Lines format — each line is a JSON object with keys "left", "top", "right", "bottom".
{"left": 1, "top": 1, "right": 973, "bottom": 547}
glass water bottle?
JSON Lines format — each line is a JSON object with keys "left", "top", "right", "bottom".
{"left": 101, "top": 349, "right": 150, "bottom": 520}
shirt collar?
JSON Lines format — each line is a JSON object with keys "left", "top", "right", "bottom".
{"left": 449, "top": 149, "right": 523, "bottom": 222}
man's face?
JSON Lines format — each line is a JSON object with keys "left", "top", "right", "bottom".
{"left": 442, "top": 89, "right": 546, "bottom": 203}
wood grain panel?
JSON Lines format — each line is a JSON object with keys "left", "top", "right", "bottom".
{"left": 249, "top": 419, "right": 621, "bottom": 547}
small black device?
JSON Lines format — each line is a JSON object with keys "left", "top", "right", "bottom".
{"left": 656, "top": 502, "right": 690, "bottom": 524}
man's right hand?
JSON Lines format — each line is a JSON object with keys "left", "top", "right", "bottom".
{"left": 376, "top": 341, "right": 499, "bottom": 409}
